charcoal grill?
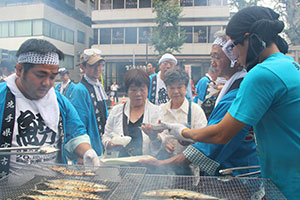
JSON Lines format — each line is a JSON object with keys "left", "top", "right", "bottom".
{"left": 0, "top": 163, "right": 146, "bottom": 200}
{"left": 109, "top": 174, "right": 286, "bottom": 200}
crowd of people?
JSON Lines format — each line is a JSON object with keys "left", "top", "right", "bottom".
{"left": 0, "top": 6, "right": 299, "bottom": 199}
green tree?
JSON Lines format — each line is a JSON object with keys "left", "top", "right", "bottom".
{"left": 151, "top": 0, "right": 186, "bottom": 58}
{"left": 229, "top": 0, "right": 259, "bottom": 11}
{"left": 274, "top": 0, "right": 300, "bottom": 45}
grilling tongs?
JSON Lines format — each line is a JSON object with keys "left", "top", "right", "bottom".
{"left": 219, "top": 165, "right": 261, "bottom": 177}
{"left": 0, "top": 146, "right": 60, "bottom": 155}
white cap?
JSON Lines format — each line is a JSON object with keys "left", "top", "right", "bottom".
{"left": 158, "top": 53, "right": 177, "bottom": 65}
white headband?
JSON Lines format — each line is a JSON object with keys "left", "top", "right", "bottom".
{"left": 18, "top": 52, "right": 59, "bottom": 65}
{"left": 212, "top": 37, "right": 227, "bottom": 47}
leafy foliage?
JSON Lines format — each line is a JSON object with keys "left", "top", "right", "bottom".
{"left": 151, "top": 0, "right": 186, "bottom": 58}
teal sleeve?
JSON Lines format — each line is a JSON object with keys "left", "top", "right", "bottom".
{"left": 229, "top": 67, "right": 284, "bottom": 126}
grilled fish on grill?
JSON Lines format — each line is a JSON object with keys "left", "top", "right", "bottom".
{"left": 20, "top": 194, "right": 80, "bottom": 200}
{"left": 47, "top": 179, "right": 108, "bottom": 190}
{"left": 32, "top": 189, "right": 103, "bottom": 200}
{"left": 44, "top": 182, "right": 110, "bottom": 193}
{"left": 49, "top": 166, "right": 96, "bottom": 176}
{"left": 142, "top": 189, "right": 220, "bottom": 199}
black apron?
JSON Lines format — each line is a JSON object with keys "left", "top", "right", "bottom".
{"left": 119, "top": 103, "right": 144, "bottom": 157}
{"left": 0, "top": 88, "right": 64, "bottom": 178}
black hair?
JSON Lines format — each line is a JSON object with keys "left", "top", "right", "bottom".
{"left": 147, "top": 61, "right": 157, "bottom": 68}
{"left": 226, "top": 6, "right": 288, "bottom": 54}
{"left": 164, "top": 68, "right": 189, "bottom": 87}
{"left": 124, "top": 68, "right": 150, "bottom": 92}
{"left": 16, "top": 39, "right": 64, "bottom": 74}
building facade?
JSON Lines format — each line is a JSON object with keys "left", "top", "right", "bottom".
{"left": 0, "top": 0, "right": 94, "bottom": 82}
{"left": 92, "top": 0, "right": 230, "bottom": 92}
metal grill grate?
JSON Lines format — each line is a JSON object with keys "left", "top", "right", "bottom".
{"left": 0, "top": 163, "right": 146, "bottom": 200}
{"left": 109, "top": 174, "right": 287, "bottom": 200}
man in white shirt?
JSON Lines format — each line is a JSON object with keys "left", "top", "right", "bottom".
{"left": 110, "top": 81, "right": 119, "bottom": 103}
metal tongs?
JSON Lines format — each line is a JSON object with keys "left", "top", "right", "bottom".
{"left": 0, "top": 146, "right": 60, "bottom": 155}
{"left": 219, "top": 165, "right": 261, "bottom": 177}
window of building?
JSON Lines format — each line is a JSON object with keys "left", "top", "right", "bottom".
{"left": 8, "top": 22, "right": 14, "bottom": 37}
{"left": 126, "top": 0, "right": 137, "bottom": 8}
{"left": 51, "top": 23, "right": 63, "bottom": 41}
{"left": 194, "top": 26, "right": 207, "bottom": 43}
{"left": 100, "top": 0, "right": 111, "bottom": 9}
{"left": 183, "top": 26, "right": 193, "bottom": 43}
{"left": 180, "top": 0, "right": 193, "bottom": 6}
{"left": 208, "top": 25, "right": 222, "bottom": 43}
{"left": 65, "top": 0, "right": 75, "bottom": 7}
{"left": 138, "top": 27, "right": 150, "bottom": 44}
{"left": 90, "top": 0, "right": 95, "bottom": 9}
{"left": 32, "top": 20, "right": 43, "bottom": 35}
{"left": 43, "top": 20, "right": 51, "bottom": 37}
{"left": 223, "top": 0, "right": 227, "bottom": 5}
{"left": 60, "top": 54, "right": 74, "bottom": 69}
{"left": 93, "top": 28, "right": 99, "bottom": 44}
{"left": 100, "top": 28, "right": 111, "bottom": 44}
{"left": 139, "top": 0, "right": 151, "bottom": 8}
{"left": 195, "top": 0, "right": 208, "bottom": 6}
{"left": 15, "top": 20, "right": 31, "bottom": 36}
{"left": 64, "top": 29, "right": 74, "bottom": 44}
{"left": 80, "top": 0, "right": 87, "bottom": 3}
{"left": 77, "top": 30, "right": 85, "bottom": 44}
{"left": 0, "top": 22, "right": 9, "bottom": 37}
{"left": 125, "top": 27, "right": 137, "bottom": 44}
{"left": 113, "top": 0, "right": 124, "bottom": 9}
{"left": 209, "top": 0, "right": 221, "bottom": 6}
{"left": 112, "top": 28, "right": 124, "bottom": 44}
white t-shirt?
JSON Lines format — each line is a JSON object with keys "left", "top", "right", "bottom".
{"left": 9, "top": 95, "right": 60, "bottom": 175}
{"left": 110, "top": 84, "right": 119, "bottom": 92}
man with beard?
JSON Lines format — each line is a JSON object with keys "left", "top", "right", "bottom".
{"left": 0, "top": 39, "right": 99, "bottom": 177}
{"left": 70, "top": 48, "right": 108, "bottom": 157}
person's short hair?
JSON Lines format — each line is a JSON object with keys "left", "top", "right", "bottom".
{"left": 16, "top": 39, "right": 64, "bottom": 74}
{"left": 164, "top": 68, "right": 189, "bottom": 87}
{"left": 124, "top": 68, "right": 150, "bottom": 92}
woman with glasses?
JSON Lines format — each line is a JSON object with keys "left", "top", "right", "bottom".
{"left": 102, "top": 69, "right": 164, "bottom": 158}
{"left": 162, "top": 6, "right": 300, "bottom": 199}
